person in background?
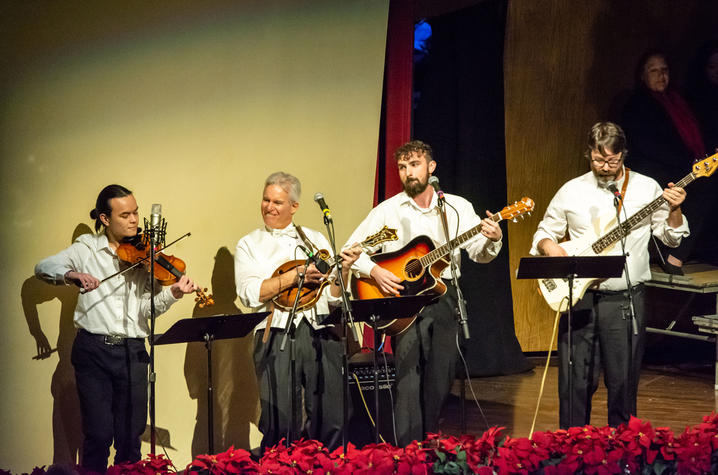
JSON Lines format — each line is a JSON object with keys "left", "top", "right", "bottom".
{"left": 621, "top": 50, "right": 705, "bottom": 274}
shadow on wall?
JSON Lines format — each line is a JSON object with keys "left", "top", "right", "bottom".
{"left": 21, "top": 223, "right": 93, "bottom": 465}
{"left": 184, "top": 246, "right": 259, "bottom": 456}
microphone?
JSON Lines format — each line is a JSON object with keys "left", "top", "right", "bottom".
{"left": 606, "top": 182, "right": 622, "bottom": 200}
{"left": 314, "top": 193, "right": 332, "bottom": 221}
{"left": 150, "top": 203, "right": 162, "bottom": 232}
{"left": 298, "top": 245, "right": 330, "bottom": 274}
{"left": 428, "top": 176, "right": 444, "bottom": 200}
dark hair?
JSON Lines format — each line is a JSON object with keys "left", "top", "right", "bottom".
{"left": 586, "top": 122, "right": 627, "bottom": 158}
{"left": 634, "top": 49, "right": 669, "bottom": 88}
{"left": 90, "top": 184, "right": 133, "bottom": 232}
{"left": 394, "top": 140, "right": 433, "bottom": 163}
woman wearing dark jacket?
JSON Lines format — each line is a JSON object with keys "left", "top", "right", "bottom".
{"left": 621, "top": 50, "right": 707, "bottom": 274}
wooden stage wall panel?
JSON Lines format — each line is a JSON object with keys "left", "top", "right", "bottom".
{"left": 503, "top": 0, "right": 718, "bottom": 351}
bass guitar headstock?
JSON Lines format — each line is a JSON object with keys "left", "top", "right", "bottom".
{"left": 693, "top": 152, "right": 718, "bottom": 178}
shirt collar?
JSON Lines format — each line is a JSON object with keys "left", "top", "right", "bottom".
{"left": 398, "top": 191, "right": 439, "bottom": 213}
{"left": 265, "top": 223, "right": 298, "bottom": 238}
{"left": 96, "top": 232, "right": 114, "bottom": 253}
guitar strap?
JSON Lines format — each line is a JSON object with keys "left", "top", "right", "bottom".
{"left": 616, "top": 167, "right": 630, "bottom": 215}
{"left": 295, "top": 224, "right": 320, "bottom": 254}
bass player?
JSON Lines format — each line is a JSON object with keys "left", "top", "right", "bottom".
{"left": 530, "top": 122, "right": 688, "bottom": 428}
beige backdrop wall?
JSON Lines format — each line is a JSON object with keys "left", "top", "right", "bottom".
{"left": 0, "top": 0, "right": 388, "bottom": 471}
{"left": 505, "top": 0, "right": 718, "bottom": 352}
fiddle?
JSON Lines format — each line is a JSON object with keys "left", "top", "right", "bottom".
{"left": 117, "top": 232, "right": 214, "bottom": 308}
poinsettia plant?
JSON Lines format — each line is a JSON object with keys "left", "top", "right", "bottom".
{"left": 5, "top": 413, "right": 718, "bottom": 474}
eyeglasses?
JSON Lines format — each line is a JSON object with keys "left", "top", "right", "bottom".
{"left": 591, "top": 156, "right": 622, "bottom": 167}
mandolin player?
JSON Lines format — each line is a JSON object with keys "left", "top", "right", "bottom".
{"left": 234, "top": 171, "right": 360, "bottom": 451}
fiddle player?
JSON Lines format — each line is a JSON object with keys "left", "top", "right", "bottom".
{"left": 343, "top": 141, "right": 503, "bottom": 445}
{"left": 234, "top": 171, "right": 361, "bottom": 451}
{"left": 35, "top": 184, "right": 198, "bottom": 473}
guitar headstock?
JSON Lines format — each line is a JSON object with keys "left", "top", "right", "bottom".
{"left": 363, "top": 225, "right": 398, "bottom": 248}
{"left": 496, "top": 197, "right": 535, "bottom": 223}
{"left": 693, "top": 152, "right": 718, "bottom": 178}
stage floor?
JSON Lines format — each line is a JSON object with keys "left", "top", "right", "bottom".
{"left": 439, "top": 358, "right": 717, "bottom": 438}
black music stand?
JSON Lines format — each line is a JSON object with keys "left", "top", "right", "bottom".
{"left": 154, "top": 312, "right": 269, "bottom": 453}
{"left": 517, "top": 256, "right": 625, "bottom": 427}
{"left": 325, "top": 294, "right": 437, "bottom": 444}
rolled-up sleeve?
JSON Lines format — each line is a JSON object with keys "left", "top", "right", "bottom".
{"left": 651, "top": 204, "right": 690, "bottom": 248}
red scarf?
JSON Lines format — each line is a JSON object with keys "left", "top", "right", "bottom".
{"left": 651, "top": 89, "right": 706, "bottom": 160}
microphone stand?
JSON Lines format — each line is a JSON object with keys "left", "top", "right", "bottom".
{"left": 612, "top": 191, "right": 638, "bottom": 422}
{"left": 148, "top": 223, "right": 158, "bottom": 455}
{"left": 436, "top": 193, "right": 470, "bottom": 340}
{"left": 320, "top": 213, "right": 358, "bottom": 452}
{"left": 280, "top": 254, "right": 311, "bottom": 447}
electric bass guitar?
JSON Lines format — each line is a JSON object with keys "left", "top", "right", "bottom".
{"left": 271, "top": 225, "right": 398, "bottom": 311}
{"left": 351, "top": 197, "right": 535, "bottom": 335}
{"left": 538, "top": 153, "right": 718, "bottom": 312}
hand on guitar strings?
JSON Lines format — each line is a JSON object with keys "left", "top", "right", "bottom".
{"left": 481, "top": 211, "right": 503, "bottom": 242}
{"left": 370, "top": 265, "right": 404, "bottom": 296}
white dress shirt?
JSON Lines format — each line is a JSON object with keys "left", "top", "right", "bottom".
{"left": 346, "top": 191, "right": 502, "bottom": 279}
{"left": 35, "top": 233, "right": 179, "bottom": 338}
{"left": 530, "top": 167, "right": 690, "bottom": 290}
{"left": 235, "top": 223, "right": 340, "bottom": 331}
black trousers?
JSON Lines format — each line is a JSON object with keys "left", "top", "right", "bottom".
{"left": 253, "top": 319, "right": 344, "bottom": 450}
{"left": 71, "top": 329, "right": 149, "bottom": 473}
{"left": 557, "top": 285, "right": 646, "bottom": 428}
{"left": 392, "top": 283, "right": 459, "bottom": 446}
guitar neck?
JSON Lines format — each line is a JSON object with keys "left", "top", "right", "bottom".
{"left": 592, "top": 171, "right": 696, "bottom": 253}
{"left": 418, "top": 213, "right": 502, "bottom": 267}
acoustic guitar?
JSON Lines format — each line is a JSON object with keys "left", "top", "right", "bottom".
{"left": 351, "top": 197, "right": 535, "bottom": 335}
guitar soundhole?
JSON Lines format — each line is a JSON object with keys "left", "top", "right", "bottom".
{"left": 404, "top": 259, "right": 423, "bottom": 280}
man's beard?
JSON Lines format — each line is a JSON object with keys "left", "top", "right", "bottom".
{"left": 593, "top": 169, "right": 619, "bottom": 184}
{"left": 403, "top": 177, "right": 428, "bottom": 197}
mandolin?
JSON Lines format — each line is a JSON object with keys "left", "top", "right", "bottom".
{"left": 271, "top": 226, "right": 398, "bottom": 311}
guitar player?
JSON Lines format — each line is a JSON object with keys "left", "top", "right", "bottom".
{"left": 234, "top": 171, "right": 361, "bottom": 450}
{"left": 530, "top": 122, "right": 688, "bottom": 428}
{"left": 344, "top": 140, "right": 503, "bottom": 446}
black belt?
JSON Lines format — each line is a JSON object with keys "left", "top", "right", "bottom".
{"left": 588, "top": 283, "right": 645, "bottom": 296}
{"left": 79, "top": 329, "right": 145, "bottom": 346}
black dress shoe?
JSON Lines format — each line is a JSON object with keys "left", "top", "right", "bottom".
{"left": 659, "top": 261, "right": 684, "bottom": 275}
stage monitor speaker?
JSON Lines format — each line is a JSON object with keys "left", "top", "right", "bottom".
{"left": 347, "top": 352, "right": 397, "bottom": 447}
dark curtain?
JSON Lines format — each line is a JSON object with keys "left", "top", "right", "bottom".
{"left": 413, "top": 0, "right": 531, "bottom": 376}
